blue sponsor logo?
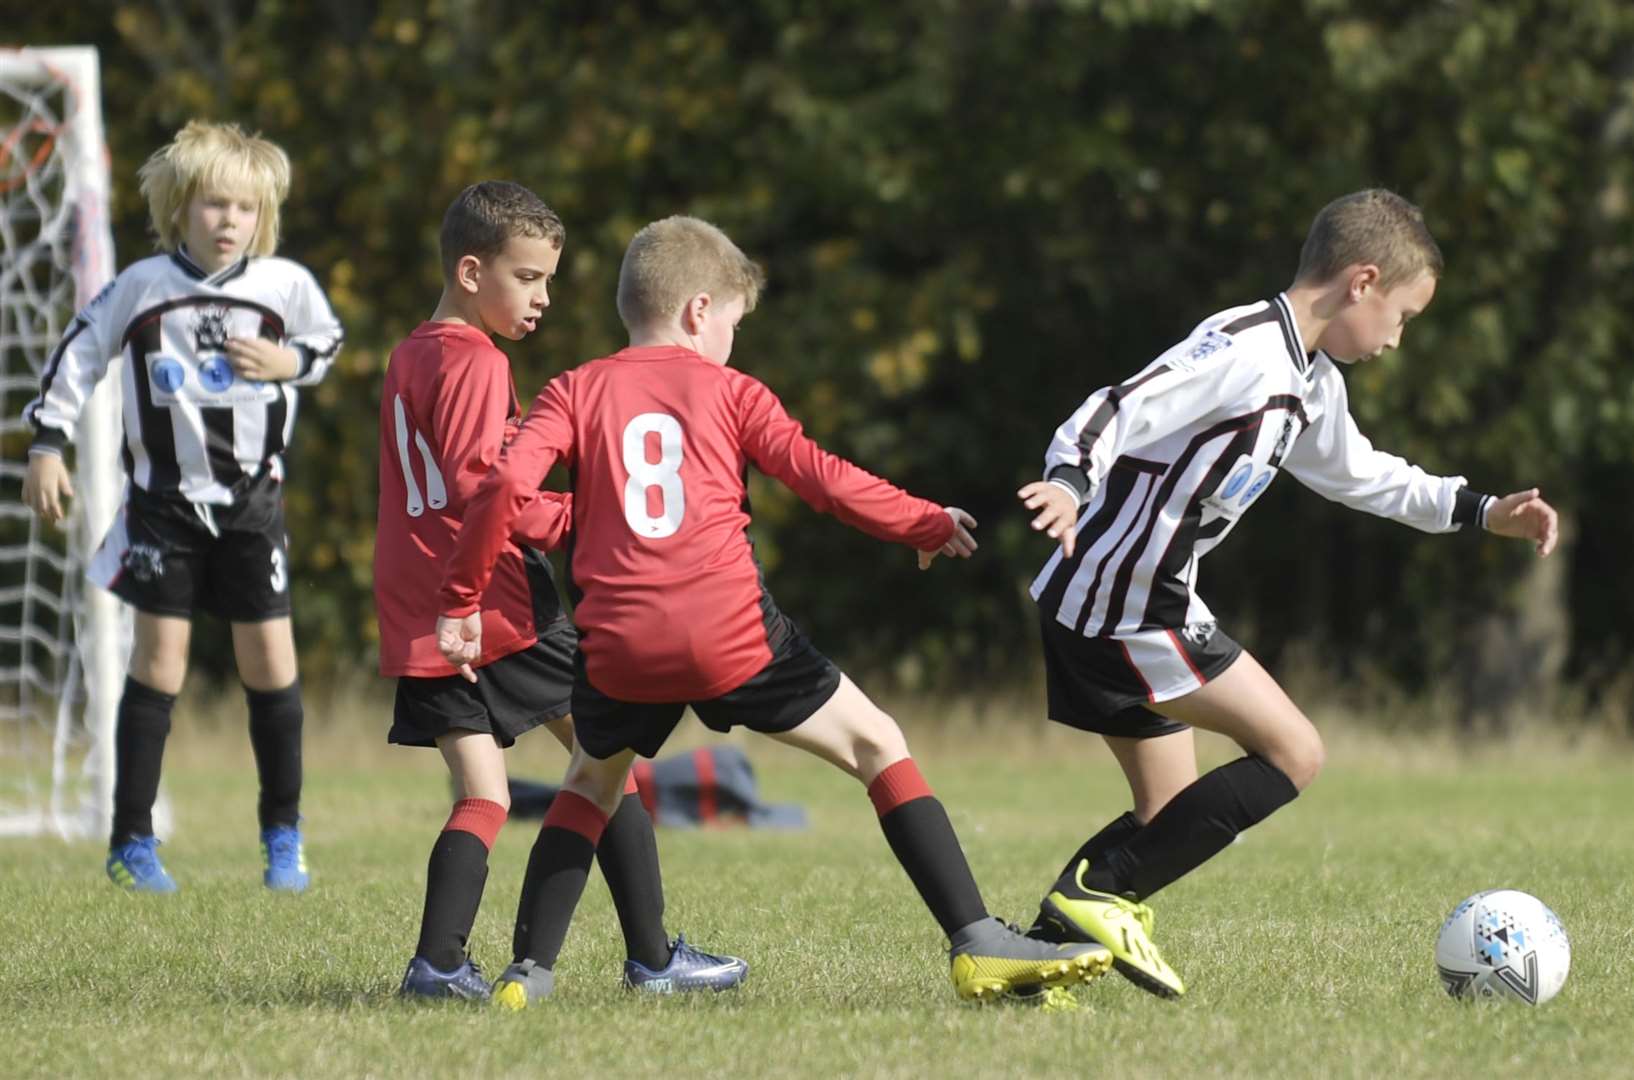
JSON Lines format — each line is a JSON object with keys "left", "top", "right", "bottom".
{"left": 1220, "top": 462, "right": 1254, "bottom": 500}
{"left": 198, "top": 355, "right": 235, "bottom": 393}
{"left": 151, "top": 357, "right": 186, "bottom": 393}
{"left": 1241, "top": 470, "right": 1273, "bottom": 505}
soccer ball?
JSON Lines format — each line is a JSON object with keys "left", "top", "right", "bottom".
{"left": 1435, "top": 889, "right": 1570, "bottom": 1005}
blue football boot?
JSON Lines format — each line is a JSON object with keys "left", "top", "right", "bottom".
{"left": 261, "top": 824, "right": 310, "bottom": 892}
{"left": 622, "top": 935, "right": 749, "bottom": 994}
{"left": 106, "top": 835, "right": 178, "bottom": 893}
{"left": 399, "top": 955, "right": 491, "bottom": 1002}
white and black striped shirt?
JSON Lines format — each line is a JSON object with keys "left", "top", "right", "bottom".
{"left": 1031, "top": 293, "right": 1489, "bottom": 638}
{"left": 25, "top": 249, "right": 343, "bottom": 505}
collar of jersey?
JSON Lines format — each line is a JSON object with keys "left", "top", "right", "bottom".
{"left": 613, "top": 344, "right": 708, "bottom": 363}
{"left": 172, "top": 246, "right": 250, "bottom": 286}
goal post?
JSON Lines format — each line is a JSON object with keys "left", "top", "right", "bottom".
{"left": 0, "top": 46, "right": 126, "bottom": 839}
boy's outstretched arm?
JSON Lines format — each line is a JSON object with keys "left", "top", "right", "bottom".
{"left": 735, "top": 377, "right": 959, "bottom": 556}
{"left": 1484, "top": 488, "right": 1559, "bottom": 557}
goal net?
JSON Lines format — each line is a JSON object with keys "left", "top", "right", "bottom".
{"left": 0, "top": 47, "right": 126, "bottom": 839}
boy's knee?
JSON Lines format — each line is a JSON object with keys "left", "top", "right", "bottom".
{"left": 1278, "top": 729, "right": 1325, "bottom": 791}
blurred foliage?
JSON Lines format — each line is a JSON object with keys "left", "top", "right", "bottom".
{"left": 8, "top": 0, "right": 1634, "bottom": 699}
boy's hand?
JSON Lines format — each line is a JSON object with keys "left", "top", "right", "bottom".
{"left": 1485, "top": 487, "right": 1559, "bottom": 557}
{"left": 1018, "top": 480, "right": 1079, "bottom": 558}
{"left": 436, "top": 613, "right": 482, "bottom": 683}
{"left": 225, "top": 337, "right": 300, "bottom": 381}
{"left": 23, "top": 453, "right": 74, "bottom": 524}
{"left": 918, "top": 507, "right": 979, "bottom": 569}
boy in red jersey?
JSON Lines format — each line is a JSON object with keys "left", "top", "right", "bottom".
{"left": 437, "top": 215, "right": 1111, "bottom": 1007}
{"left": 378, "top": 184, "right": 744, "bottom": 1001}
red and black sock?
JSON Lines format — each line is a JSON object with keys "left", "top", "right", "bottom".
{"left": 1065, "top": 755, "right": 1299, "bottom": 900}
{"left": 245, "top": 681, "right": 303, "bottom": 829}
{"left": 416, "top": 797, "right": 506, "bottom": 972}
{"left": 512, "top": 791, "right": 608, "bottom": 968}
{"left": 868, "top": 759, "right": 988, "bottom": 937}
{"left": 110, "top": 677, "right": 175, "bottom": 846}
{"left": 595, "top": 776, "right": 671, "bottom": 971}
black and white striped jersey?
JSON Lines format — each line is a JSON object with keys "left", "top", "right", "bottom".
{"left": 1031, "top": 292, "right": 1474, "bottom": 639}
{"left": 25, "top": 249, "right": 343, "bottom": 505}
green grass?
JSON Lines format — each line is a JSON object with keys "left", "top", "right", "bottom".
{"left": 4, "top": 718, "right": 1632, "bottom": 1079}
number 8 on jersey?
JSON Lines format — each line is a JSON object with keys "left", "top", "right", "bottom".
{"left": 623, "top": 412, "right": 686, "bottom": 538}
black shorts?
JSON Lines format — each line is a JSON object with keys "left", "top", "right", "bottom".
{"left": 570, "top": 610, "right": 842, "bottom": 761}
{"left": 389, "top": 618, "right": 578, "bottom": 749}
{"left": 88, "top": 473, "right": 292, "bottom": 622}
{"left": 1039, "top": 612, "right": 1242, "bottom": 739}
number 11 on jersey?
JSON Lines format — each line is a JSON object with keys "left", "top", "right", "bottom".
{"left": 623, "top": 412, "right": 686, "bottom": 538}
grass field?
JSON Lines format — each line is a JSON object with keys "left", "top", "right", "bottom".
{"left": 4, "top": 706, "right": 1633, "bottom": 1079}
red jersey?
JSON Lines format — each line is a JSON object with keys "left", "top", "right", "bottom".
{"left": 440, "top": 345, "right": 956, "bottom": 701}
{"left": 375, "top": 322, "right": 570, "bottom": 677}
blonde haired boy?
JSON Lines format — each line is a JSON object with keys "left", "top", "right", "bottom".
{"left": 23, "top": 120, "right": 343, "bottom": 893}
{"left": 436, "top": 215, "right": 1111, "bottom": 1007}
{"left": 1017, "top": 188, "right": 1558, "bottom": 997}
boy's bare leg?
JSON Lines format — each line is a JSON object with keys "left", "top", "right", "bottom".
{"left": 109, "top": 613, "right": 190, "bottom": 849}
{"left": 541, "top": 715, "right": 670, "bottom": 970}
{"left": 1065, "top": 650, "right": 1318, "bottom": 902}
{"left": 231, "top": 618, "right": 305, "bottom": 841}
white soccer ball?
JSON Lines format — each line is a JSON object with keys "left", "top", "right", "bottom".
{"left": 1435, "top": 889, "right": 1570, "bottom": 1005}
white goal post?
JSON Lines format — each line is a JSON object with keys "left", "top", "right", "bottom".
{"left": 0, "top": 46, "right": 126, "bottom": 839}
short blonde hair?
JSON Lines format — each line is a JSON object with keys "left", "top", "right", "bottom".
{"left": 137, "top": 120, "right": 292, "bottom": 257}
{"left": 1294, "top": 188, "right": 1444, "bottom": 289}
{"left": 617, "top": 216, "right": 764, "bottom": 331}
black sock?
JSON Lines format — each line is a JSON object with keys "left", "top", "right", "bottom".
{"left": 512, "top": 792, "right": 607, "bottom": 968}
{"left": 1053, "top": 810, "right": 1144, "bottom": 883}
{"left": 595, "top": 794, "right": 671, "bottom": 970}
{"left": 1067, "top": 755, "right": 1298, "bottom": 900}
{"left": 877, "top": 798, "right": 989, "bottom": 937}
{"left": 416, "top": 831, "right": 491, "bottom": 972}
{"left": 110, "top": 677, "right": 175, "bottom": 846}
{"left": 245, "top": 682, "right": 303, "bottom": 829}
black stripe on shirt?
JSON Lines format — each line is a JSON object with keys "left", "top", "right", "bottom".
{"left": 27, "top": 318, "right": 91, "bottom": 439}
{"left": 201, "top": 407, "right": 245, "bottom": 489}
{"left": 1035, "top": 464, "right": 1142, "bottom": 619}
{"left": 1140, "top": 424, "right": 1264, "bottom": 629}
{"left": 1074, "top": 475, "right": 1162, "bottom": 635}
{"left": 1220, "top": 306, "right": 1278, "bottom": 336}
{"left": 1095, "top": 402, "right": 1287, "bottom": 636}
{"left": 127, "top": 312, "right": 181, "bottom": 492}
{"left": 1069, "top": 364, "right": 1174, "bottom": 476}
{"left": 1272, "top": 295, "right": 1308, "bottom": 374}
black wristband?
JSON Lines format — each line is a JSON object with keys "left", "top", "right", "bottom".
{"left": 1452, "top": 486, "right": 1494, "bottom": 529}
{"left": 1045, "top": 463, "right": 1091, "bottom": 502}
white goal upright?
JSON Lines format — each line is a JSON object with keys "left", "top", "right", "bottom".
{"left": 0, "top": 46, "right": 125, "bottom": 839}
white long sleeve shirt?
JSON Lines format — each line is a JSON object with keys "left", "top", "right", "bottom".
{"left": 24, "top": 248, "right": 343, "bottom": 505}
{"left": 1031, "top": 292, "right": 1481, "bottom": 637}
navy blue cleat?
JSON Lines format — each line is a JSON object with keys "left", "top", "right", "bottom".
{"left": 623, "top": 935, "right": 749, "bottom": 994}
{"left": 399, "top": 956, "right": 491, "bottom": 1001}
{"left": 106, "top": 836, "right": 178, "bottom": 893}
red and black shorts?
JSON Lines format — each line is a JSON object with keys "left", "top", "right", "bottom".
{"left": 569, "top": 608, "right": 842, "bottom": 761}
{"left": 1038, "top": 611, "right": 1243, "bottom": 740}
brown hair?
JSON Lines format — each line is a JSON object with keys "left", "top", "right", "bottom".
{"left": 439, "top": 181, "right": 564, "bottom": 280}
{"left": 616, "top": 216, "right": 764, "bottom": 330}
{"left": 1294, "top": 188, "right": 1444, "bottom": 289}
